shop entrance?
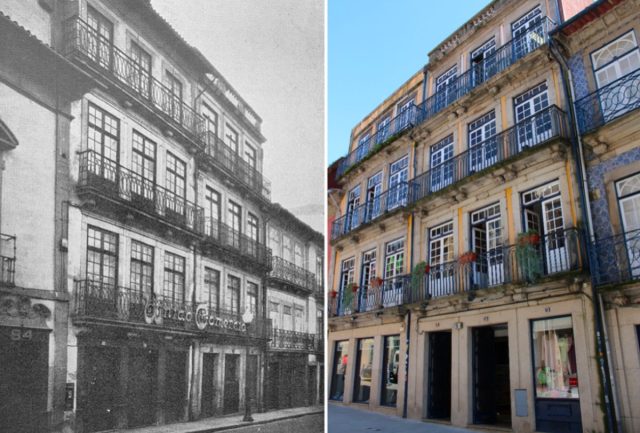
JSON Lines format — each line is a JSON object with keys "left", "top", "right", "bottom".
{"left": 427, "top": 331, "right": 451, "bottom": 420}
{"left": 127, "top": 348, "right": 157, "bottom": 427}
{"left": 0, "top": 327, "right": 49, "bottom": 433}
{"left": 82, "top": 345, "right": 120, "bottom": 432}
{"left": 201, "top": 353, "right": 218, "bottom": 418}
{"left": 223, "top": 354, "right": 240, "bottom": 414}
{"left": 165, "top": 351, "right": 187, "bottom": 423}
{"left": 473, "top": 324, "right": 511, "bottom": 427}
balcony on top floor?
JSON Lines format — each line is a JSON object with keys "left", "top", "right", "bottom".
{"left": 201, "top": 218, "right": 272, "bottom": 272}
{"left": 330, "top": 182, "right": 409, "bottom": 241}
{"left": 0, "top": 234, "right": 15, "bottom": 286}
{"left": 268, "top": 256, "right": 317, "bottom": 295}
{"left": 590, "top": 229, "right": 640, "bottom": 288}
{"left": 63, "top": 17, "right": 206, "bottom": 150}
{"left": 410, "top": 105, "right": 569, "bottom": 204}
{"left": 334, "top": 17, "right": 556, "bottom": 181}
{"left": 73, "top": 280, "right": 270, "bottom": 339}
{"left": 574, "top": 68, "right": 640, "bottom": 135}
{"left": 77, "top": 150, "right": 205, "bottom": 237}
{"left": 269, "top": 329, "right": 318, "bottom": 352}
{"left": 330, "top": 229, "right": 585, "bottom": 318}
{"left": 201, "top": 131, "right": 271, "bottom": 202}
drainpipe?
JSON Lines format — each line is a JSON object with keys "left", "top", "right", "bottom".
{"left": 548, "top": 38, "right": 619, "bottom": 433}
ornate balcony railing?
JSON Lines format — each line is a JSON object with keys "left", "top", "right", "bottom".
{"left": 64, "top": 17, "right": 206, "bottom": 146}
{"left": 202, "top": 132, "right": 271, "bottom": 200}
{"left": 589, "top": 229, "right": 640, "bottom": 287}
{"left": 202, "top": 217, "right": 272, "bottom": 270}
{"left": 334, "top": 18, "right": 554, "bottom": 181}
{"left": 336, "top": 106, "right": 419, "bottom": 178}
{"left": 331, "top": 182, "right": 409, "bottom": 241}
{"left": 269, "top": 256, "right": 316, "bottom": 291}
{"left": 410, "top": 105, "right": 568, "bottom": 203}
{"left": 78, "top": 150, "right": 205, "bottom": 234}
{"left": 417, "top": 17, "right": 555, "bottom": 123}
{"left": 269, "top": 329, "right": 316, "bottom": 351}
{"left": 0, "top": 234, "right": 16, "bottom": 286}
{"left": 74, "top": 280, "right": 270, "bottom": 338}
{"left": 330, "top": 229, "right": 584, "bottom": 317}
{"left": 575, "top": 68, "right": 640, "bottom": 134}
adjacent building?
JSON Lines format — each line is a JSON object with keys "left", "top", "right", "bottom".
{"left": 327, "top": 1, "right": 638, "bottom": 432}
{"left": 0, "top": 1, "right": 322, "bottom": 432}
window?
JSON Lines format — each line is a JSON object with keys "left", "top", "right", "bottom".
{"left": 470, "top": 204, "right": 503, "bottom": 287}
{"left": 247, "top": 282, "right": 258, "bottom": 315}
{"left": 294, "top": 305, "right": 305, "bottom": 332}
{"left": 228, "top": 201, "right": 242, "bottom": 249}
{"left": 470, "top": 38, "right": 496, "bottom": 86}
{"left": 283, "top": 304, "right": 292, "bottom": 329}
{"left": 428, "top": 221, "right": 455, "bottom": 297}
{"left": 87, "top": 6, "right": 113, "bottom": 69}
{"left": 225, "top": 124, "right": 239, "bottom": 153}
{"left": 166, "top": 152, "right": 186, "bottom": 201}
{"left": 591, "top": 31, "right": 640, "bottom": 122}
{"left": 531, "top": 316, "right": 579, "bottom": 399}
{"left": 163, "top": 252, "right": 185, "bottom": 303}
{"left": 248, "top": 213, "right": 259, "bottom": 242}
{"left": 269, "top": 301, "right": 280, "bottom": 328}
{"left": 381, "top": 335, "right": 400, "bottom": 406}
{"left": 376, "top": 115, "right": 391, "bottom": 144}
{"left": 345, "top": 185, "right": 361, "bottom": 230}
{"left": 387, "top": 155, "right": 409, "bottom": 210}
{"left": 283, "top": 235, "right": 293, "bottom": 262}
{"left": 203, "top": 268, "right": 220, "bottom": 313}
{"left": 355, "top": 131, "right": 371, "bottom": 161}
{"left": 330, "top": 340, "right": 349, "bottom": 401}
{"left": 396, "top": 97, "right": 414, "bottom": 130}
{"left": 384, "top": 239, "right": 404, "bottom": 280}
{"left": 430, "top": 135, "right": 454, "bottom": 192}
{"left": 511, "top": 6, "right": 543, "bottom": 60}
{"left": 166, "top": 72, "right": 183, "bottom": 122}
{"left": 467, "top": 110, "right": 497, "bottom": 173}
{"left": 514, "top": 82, "right": 551, "bottom": 149}
{"left": 316, "top": 255, "right": 323, "bottom": 287}
{"left": 294, "top": 243, "right": 303, "bottom": 267}
{"left": 87, "top": 103, "right": 119, "bottom": 181}
{"left": 435, "top": 65, "right": 458, "bottom": 110}
{"left": 130, "top": 42, "right": 151, "bottom": 97}
{"left": 130, "top": 240, "right": 153, "bottom": 297}
{"left": 202, "top": 103, "right": 218, "bottom": 136}
{"left": 269, "top": 227, "right": 282, "bottom": 256}
{"left": 226, "top": 275, "right": 240, "bottom": 314}
{"left": 365, "top": 172, "right": 383, "bottom": 221}
{"left": 131, "top": 131, "right": 156, "bottom": 200}
{"left": 615, "top": 172, "right": 640, "bottom": 277}
{"left": 204, "top": 187, "right": 221, "bottom": 238}
{"left": 87, "top": 226, "right": 118, "bottom": 289}
{"left": 353, "top": 338, "right": 374, "bottom": 403}
{"left": 245, "top": 143, "right": 257, "bottom": 169}
{"left": 359, "top": 249, "right": 377, "bottom": 312}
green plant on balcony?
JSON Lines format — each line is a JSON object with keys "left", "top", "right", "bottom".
{"left": 516, "top": 229, "right": 543, "bottom": 283}
{"left": 342, "top": 282, "right": 358, "bottom": 312}
{"left": 411, "top": 261, "right": 430, "bottom": 297}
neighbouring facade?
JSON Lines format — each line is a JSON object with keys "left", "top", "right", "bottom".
{"left": 0, "top": 1, "right": 321, "bottom": 432}
{"left": 265, "top": 205, "right": 324, "bottom": 410}
{"left": 326, "top": 1, "right": 640, "bottom": 432}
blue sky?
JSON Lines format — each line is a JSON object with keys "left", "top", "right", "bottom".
{"left": 328, "top": 0, "right": 491, "bottom": 163}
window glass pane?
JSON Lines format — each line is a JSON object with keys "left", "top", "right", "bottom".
{"left": 381, "top": 335, "right": 400, "bottom": 406}
{"left": 531, "top": 316, "right": 579, "bottom": 399}
{"left": 353, "top": 338, "right": 374, "bottom": 403}
{"left": 330, "top": 340, "right": 349, "bottom": 401}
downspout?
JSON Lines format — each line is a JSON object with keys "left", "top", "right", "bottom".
{"left": 188, "top": 159, "right": 199, "bottom": 420}
{"left": 260, "top": 214, "right": 272, "bottom": 413}
{"left": 548, "top": 37, "right": 620, "bottom": 433}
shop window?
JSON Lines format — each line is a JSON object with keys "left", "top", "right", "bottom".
{"left": 353, "top": 338, "right": 374, "bottom": 403}
{"left": 381, "top": 335, "right": 400, "bottom": 407}
{"left": 330, "top": 340, "right": 349, "bottom": 401}
{"left": 531, "top": 316, "right": 579, "bottom": 399}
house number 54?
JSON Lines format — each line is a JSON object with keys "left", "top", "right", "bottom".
{"left": 10, "top": 329, "right": 33, "bottom": 341}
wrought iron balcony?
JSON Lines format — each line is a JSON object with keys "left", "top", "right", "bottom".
{"left": 417, "top": 17, "right": 555, "bottom": 123}
{"left": 336, "top": 107, "right": 419, "bottom": 178}
{"left": 0, "top": 234, "right": 15, "bottom": 286}
{"left": 202, "top": 217, "right": 272, "bottom": 270}
{"left": 269, "top": 256, "right": 316, "bottom": 292}
{"left": 589, "top": 229, "right": 640, "bottom": 287}
{"left": 78, "top": 150, "right": 205, "bottom": 235}
{"left": 73, "top": 280, "right": 270, "bottom": 338}
{"left": 202, "top": 131, "right": 271, "bottom": 201}
{"left": 330, "top": 229, "right": 584, "bottom": 317}
{"left": 575, "top": 68, "right": 640, "bottom": 134}
{"left": 64, "top": 17, "right": 205, "bottom": 146}
{"left": 331, "top": 182, "right": 409, "bottom": 241}
{"left": 410, "top": 105, "right": 568, "bottom": 203}
{"left": 269, "top": 329, "right": 317, "bottom": 351}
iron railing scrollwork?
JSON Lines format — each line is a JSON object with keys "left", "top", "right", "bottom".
{"left": 269, "top": 329, "right": 316, "bottom": 351}
{"left": 203, "top": 217, "right": 272, "bottom": 270}
{"left": 589, "top": 228, "right": 640, "bottom": 287}
{"left": 269, "top": 256, "right": 316, "bottom": 291}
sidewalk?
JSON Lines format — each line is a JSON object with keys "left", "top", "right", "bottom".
{"left": 328, "top": 404, "right": 487, "bottom": 433}
{"left": 113, "top": 406, "right": 324, "bottom": 433}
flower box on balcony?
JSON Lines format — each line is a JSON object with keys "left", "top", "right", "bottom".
{"left": 458, "top": 251, "right": 477, "bottom": 264}
{"left": 518, "top": 230, "right": 541, "bottom": 246}
{"left": 370, "top": 277, "right": 384, "bottom": 289}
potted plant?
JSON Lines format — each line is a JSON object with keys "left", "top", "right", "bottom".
{"left": 370, "top": 276, "right": 384, "bottom": 289}
{"left": 329, "top": 290, "right": 338, "bottom": 299}
{"left": 410, "top": 261, "right": 429, "bottom": 299}
{"left": 458, "top": 251, "right": 478, "bottom": 265}
{"left": 516, "top": 229, "right": 543, "bottom": 282}
{"left": 518, "top": 229, "right": 541, "bottom": 246}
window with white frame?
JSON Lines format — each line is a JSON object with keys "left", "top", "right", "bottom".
{"left": 514, "top": 82, "right": 551, "bottom": 149}
{"left": 470, "top": 203, "right": 504, "bottom": 287}
{"left": 384, "top": 239, "right": 404, "bottom": 280}
{"left": 467, "top": 110, "right": 497, "bottom": 172}
{"left": 435, "top": 65, "right": 457, "bottom": 109}
{"left": 376, "top": 115, "right": 391, "bottom": 143}
{"left": 225, "top": 124, "right": 239, "bottom": 153}
{"left": 470, "top": 38, "right": 496, "bottom": 85}
{"left": 388, "top": 155, "right": 409, "bottom": 209}
{"left": 430, "top": 135, "right": 454, "bottom": 192}
{"left": 615, "top": 172, "right": 640, "bottom": 277}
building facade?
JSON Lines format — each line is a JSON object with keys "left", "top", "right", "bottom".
{"left": 326, "top": 1, "right": 629, "bottom": 432}
{"left": 265, "top": 205, "right": 324, "bottom": 410}
{"left": 0, "top": 1, "right": 320, "bottom": 432}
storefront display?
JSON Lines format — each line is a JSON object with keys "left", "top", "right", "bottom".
{"left": 381, "top": 335, "right": 400, "bottom": 406}
{"left": 330, "top": 341, "right": 349, "bottom": 401}
{"left": 353, "top": 338, "right": 374, "bottom": 403}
